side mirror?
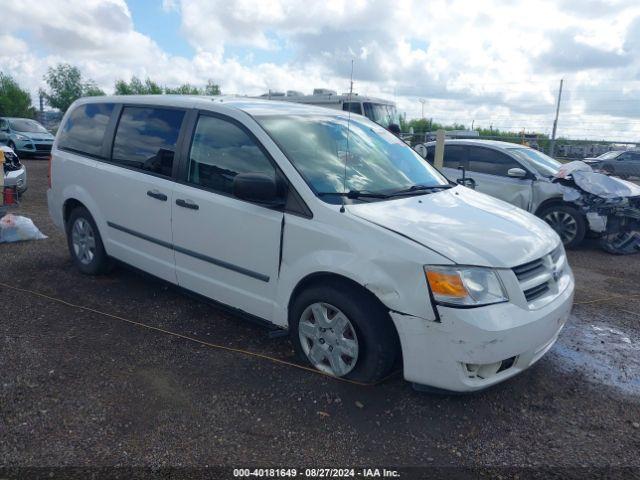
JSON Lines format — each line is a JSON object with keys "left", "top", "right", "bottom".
{"left": 507, "top": 167, "right": 527, "bottom": 178}
{"left": 233, "top": 173, "right": 284, "bottom": 205}
{"left": 456, "top": 165, "right": 476, "bottom": 189}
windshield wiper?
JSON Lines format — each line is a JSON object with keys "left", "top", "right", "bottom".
{"left": 317, "top": 190, "right": 391, "bottom": 199}
{"left": 386, "top": 184, "right": 453, "bottom": 197}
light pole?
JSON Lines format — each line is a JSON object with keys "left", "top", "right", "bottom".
{"left": 419, "top": 98, "right": 426, "bottom": 118}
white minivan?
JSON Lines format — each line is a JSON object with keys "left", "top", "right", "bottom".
{"left": 48, "top": 96, "right": 574, "bottom": 392}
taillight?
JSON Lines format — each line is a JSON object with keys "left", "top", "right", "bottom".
{"left": 47, "top": 154, "right": 52, "bottom": 189}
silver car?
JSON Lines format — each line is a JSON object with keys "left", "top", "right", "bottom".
{"left": 2, "top": 145, "right": 27, "bottom": 195}
{"left": 583, "top": 150, "right": 640, "bottom": 179}
{"left": 417, "top": 139, "right": 635, "bottom": 249}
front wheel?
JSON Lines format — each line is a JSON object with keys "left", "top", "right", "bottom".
{"left": 289, "top": 283, "right": 398, "bottom": 383}
{"left": 600, "top": 231, "right": 640, "bottom": 255}
{"left": 539, "top": 204, "right": 586, "bottom": 249}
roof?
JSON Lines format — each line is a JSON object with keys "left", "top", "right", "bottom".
{"left": 71, "top": 95, "right": 346, "bottom": 117}
{"left": 422, "top": 138, "right": 530, "bottom": 149}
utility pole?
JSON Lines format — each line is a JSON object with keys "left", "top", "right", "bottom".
{"left": 419, "top": 98, "right": 426, "bottom": 118}
{"left": 549, "top": 78, "right": 564, "bottom": 158}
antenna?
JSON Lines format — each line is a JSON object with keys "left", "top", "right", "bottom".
{"left": 340, "top": 59, "right": 354, "bottom": 214}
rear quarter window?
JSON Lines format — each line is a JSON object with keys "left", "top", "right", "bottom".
{"left": 58, "top": 103, "right": 115, "bottom": 157}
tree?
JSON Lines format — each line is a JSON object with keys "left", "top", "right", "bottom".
{"left": 204, "top": 80, "right": 221, "bottom": 96}
{"left": 114, "top": 76, "right": 221, "bottom": 96}
{"left": 114, "top": 76, "right": 163, "bottom": 95}
{"left": 0, "top": 73, "right": 36, "bottom": 118}
{"left": 165, "top": 83, "right": 202, "bottom": 95}
{"left": 42, "top": 63, "right": 104, "bottom": 113}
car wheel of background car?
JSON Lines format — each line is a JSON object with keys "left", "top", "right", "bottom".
{"left": 66, "top": 207, "right": 112, "bottom": 275}
{"left": 540, "top": 204, "right": 586, "bottom": 249}
{"left": 600, "top": 231, "right": 640, "bottom": 255}
{"left": 289, "top": 282, "right": 398, "bottom": 383}
{"left": 602, "top": 165, "right": 614, "bottom": 175}
{"left": 7, "top": 141, "right": 16, "bottom": 153}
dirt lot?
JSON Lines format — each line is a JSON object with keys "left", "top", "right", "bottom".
{"left": 1, "top": 160, "right": 639, "bottom": 473}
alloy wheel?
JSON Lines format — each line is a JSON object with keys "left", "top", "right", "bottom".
{"left": 71, "top": 218, "right": 96, "bottom": 265}
{"left": 298, "top": 302, "right": 359, "bottom": 377}
{"left": 543, "top": 211, "right": 578, "bottom": 244}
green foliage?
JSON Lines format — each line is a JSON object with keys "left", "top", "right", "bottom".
{"left": 165, "top": 83, "right": 202, "bottom": 95}
{"left": 204, "top": 80, "right": 221, "bottom": 96}
{"left": 114, "top": 76, "right": 163, "bottom": 95}
{"left": 114, "top": 76, "right": 221, "bottom": 96}
{"left": 0, "top": 73, "right": 36, "bottom": 118}
{"left": 42, "top": 64, "right": 104, "bottom": 113}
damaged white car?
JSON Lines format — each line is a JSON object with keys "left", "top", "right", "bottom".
{"left": 417, "top": 140, "right": 640, "bottom": 253}
{"left": 554, "top": 161, "right": 640, "bottom": 255}
{"left": 49, "top": 97, "right": 574, "bottom": 393}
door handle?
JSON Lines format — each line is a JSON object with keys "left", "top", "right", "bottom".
{"left": 176, "top": 198, "right": 199, "bottom": 210}
{"left": 147, "top": 190, "right": 168, "bottom": 201}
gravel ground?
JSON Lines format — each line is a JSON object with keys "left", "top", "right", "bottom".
{"left": 1, "top": 159, "right": 639, "bottom": 473}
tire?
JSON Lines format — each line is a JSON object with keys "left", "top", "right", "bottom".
{"left": 289, "top": 282, "right": 398, "bottom": 383}
{"left": 600, "top": 231, "right": 640, "bottom": 255}
{"left": 66, "top": 207, "right": 111, "bottom": 275}
{"left": 539, "top": 204, "right": 586, "bottom": 249}
{"left": 7, "top": 141, "right": 16, "bottom": 153}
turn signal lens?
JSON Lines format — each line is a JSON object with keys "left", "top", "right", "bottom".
{"left": 424, "top": 266, "right": 508, "bottom": 307}
{"left": 425, "top": 271, "right": 468, "bottom": 298}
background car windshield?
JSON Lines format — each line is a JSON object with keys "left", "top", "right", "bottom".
{"left": 362, "top": 103, "right": 399, "bottom": 128}
{"left": 9, "top": 119, "right": 48, "bottom": 133}
{"left": 258, "top": 114, "right": 448, "bottom": 201}
{"left": 509, "top": 148, "right": 562, "bottom": 177}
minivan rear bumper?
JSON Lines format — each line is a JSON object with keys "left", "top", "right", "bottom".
{"left": 391, "top": 273, "right": 574, "bottom": 392}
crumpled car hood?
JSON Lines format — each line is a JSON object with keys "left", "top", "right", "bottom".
{"left": 571, "top": 171, "right": 640, "bottom": 199}
{"left": 348, "top": 186, "right": 560, "bottom": 268}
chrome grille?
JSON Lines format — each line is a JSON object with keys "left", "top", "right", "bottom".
{"left": 513, "top": 245, "right": 567, "bottom": 308}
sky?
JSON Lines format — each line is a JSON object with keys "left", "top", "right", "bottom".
{"left": 1, "top": 0, "right": 640, "bottom": 141}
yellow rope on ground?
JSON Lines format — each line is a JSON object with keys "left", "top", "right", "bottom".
{"left": 0, "top": 281, "right": 399, "bottom": 387}
{"left": 574, "top": 293, "right": 640, "bottom": 305}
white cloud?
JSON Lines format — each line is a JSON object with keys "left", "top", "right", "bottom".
{"left": 1, "top": 0, "right": 640, "bottom": 140}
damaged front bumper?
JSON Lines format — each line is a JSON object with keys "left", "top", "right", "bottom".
{"left": 390, "top": 274, "right": 574, "bottom": 392}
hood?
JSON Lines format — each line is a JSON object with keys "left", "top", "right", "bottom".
{"left": 348, "top": 186, "right": 560, "bottom": 268}
{"left": 15, "top": 130, "right": 54, "bottom": 140}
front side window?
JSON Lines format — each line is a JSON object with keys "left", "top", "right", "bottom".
{"left": 468, "top": 147, "right": 522, "bottom": 176}
{"left": 258, "top": 114, "right": 448, "bottom": 203}
{"left": 58, "top": 103, "right": 115, "bottom": 157}
{"left": 112, "top": 107, "right": 185, "bottom": 177}
{"left": 187, "top": 115, "right": 276, "bottom": 195}
{"left": 0, "top": 119, "right": 8, "bottom": 130}
{"left": 443, "top": 145, "right": 467, "bottom": 168}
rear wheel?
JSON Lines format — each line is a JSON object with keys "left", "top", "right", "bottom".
{"left": 289, "top": 283, "right": 398, "bottom": 383}
{"left": 7, "top": 141, "right": 16, "bottom": 153}
{"left": 66, "top": 207, "right": 111, "bottom": 274}
{"left": 539, "top": 204, "right": 586, "bottom": 249}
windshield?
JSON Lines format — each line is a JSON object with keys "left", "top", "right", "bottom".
{"left": 509, "top": 148, "right": 562, "bottom": 177}
{"left": 362, "top": 103, "right": 399, "bottom": 128}
{"left": 9, "top": 119, "right": 48, "bottom": 134}
{"left": 258, "top": 114, "right": 448, "bottom": 203}
{"left": 596, "top": 151, "right": 623, "bottom": 160}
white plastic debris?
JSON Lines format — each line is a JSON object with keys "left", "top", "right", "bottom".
{"left": 0, "top": 214, "right": 47, "bottom": 243}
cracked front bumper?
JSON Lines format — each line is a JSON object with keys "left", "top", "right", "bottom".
{"left": 391, "top": 274, "right": 575, "bottom": 392}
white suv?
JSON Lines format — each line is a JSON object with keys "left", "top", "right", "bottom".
{"left": 48, "top": 96, "right": 574, "bottom": 392}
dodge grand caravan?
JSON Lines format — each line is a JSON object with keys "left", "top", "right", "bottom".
{"left": 48, "top": 96, "right": 574, "bottom": 392}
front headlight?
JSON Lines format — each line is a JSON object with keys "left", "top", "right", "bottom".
{"left": 15, "top": 134, "right": 29, "bottom": 141}
{"left": 424, "top": 265, "right": 508, "bottom": 307}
